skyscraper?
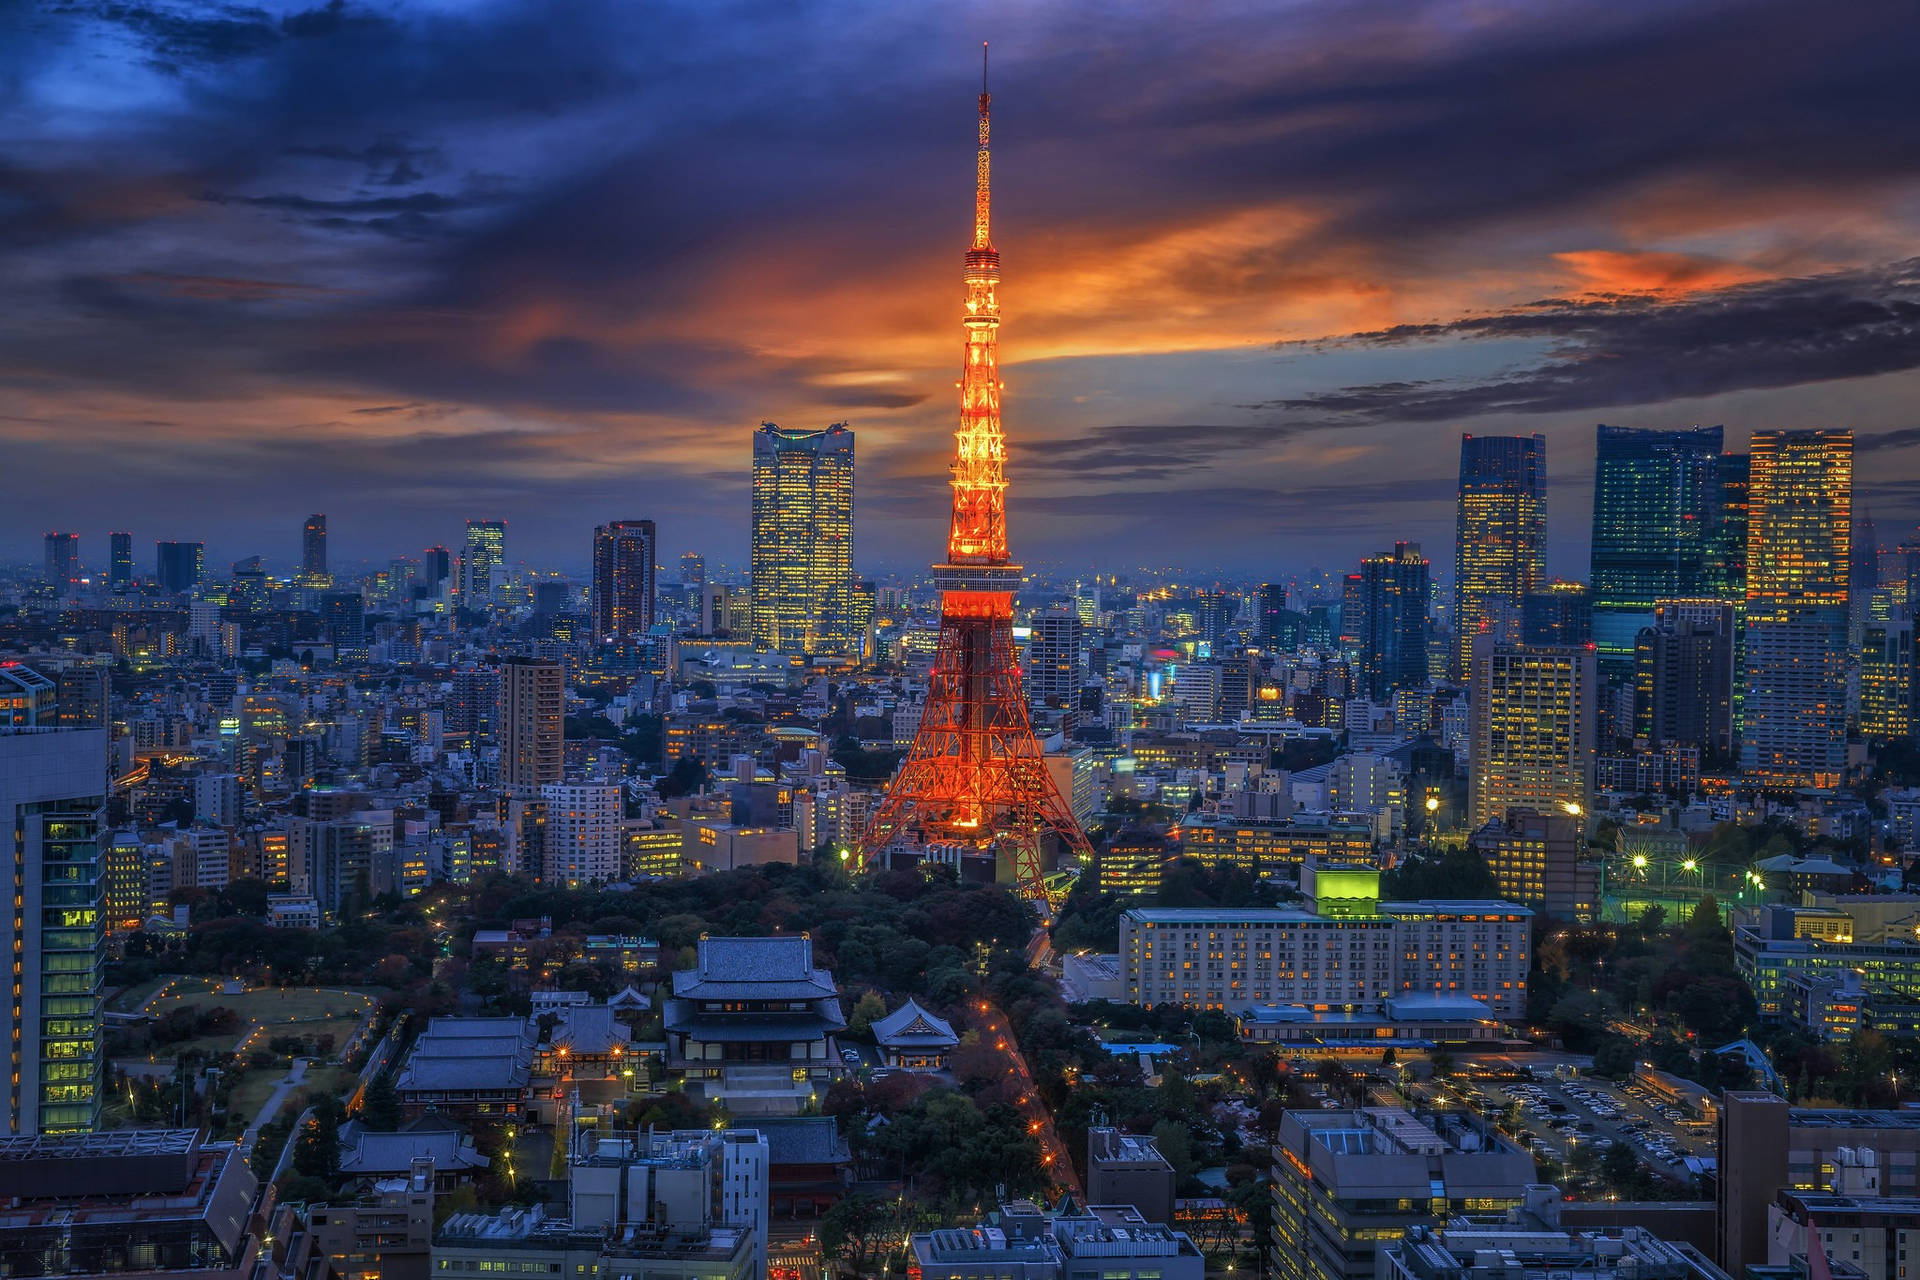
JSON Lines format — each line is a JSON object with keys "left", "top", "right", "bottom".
{"left": 461, "top": 519, "right": 506, "bottom": 609}
{"left": 301, "top": 513, "right": 328, "bottom": 584}
{"left": 749, "top": 422, "right": 855, "bottom": 656}
{"left": 1859, "top": 613, "right": 1914, "bottom": 742}
{"left": 1742, "top": 430, "right": 1852, "bottom": 787}
{"left": 1255, "top": 583, "right": 1289, "bottom": 647}
{"left": 680, "top": 552, "right": 706, "bottom": 590}
{"left": 1454, "top": 434, "right": 1546, "bottom": 677}
{"left": 107, "top": 532, "right": 133, "bottom": 588}
{"left": 1355, "top": 542, "right": 1430, "bottom": 701}
{"left": 42, "top": 533, "right": 78, "bottom": 597}
{"left": 421, "top": 545, "right": 452, "bottom": 604}
{"left": 1468, "top": 634, "right": 1597, "bottom": 827}
{"left": 590, "top": 519, "right": 657, "bottom": 641}
{"left": 496, "top": 656, "right": 564, "bottom": 792}
{"left": 321, "top": 590, "right": 366, "bottom": 660}
{"left": 1521, "top": 581, "right": 1592, "bottom": 646}
{"left": 1707, "top": 452, "right": 1750, "bottom": 602}
{"left": 1633, "top": 599, "right": 1736, "bottom": 760}
{"left": 0, "top": 727, "right": 108, "bottom": 1135}
{"left": 1588, "top": 424, "right": 1725, "bottom": 672}
{"left": 154, "top": 541, "right": 204, "bottom": 594}
{"left": 1027, "top": 607, "right": 1084, "bottom": 709}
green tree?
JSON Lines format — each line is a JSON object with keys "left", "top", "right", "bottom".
{"left": 658, "top": 755, "right": 709, "bottom": 799}
{"left": 820, "top": 1194, "right": 892, "bottom": 1272}
{"left": 848, "top": 992, "right": 888, "bottom": 1037}
{"left": 360, "top": 1075, "right": 402, "bottom": 1130}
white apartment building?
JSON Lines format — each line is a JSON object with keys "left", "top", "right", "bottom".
{"left": 1120, "top": 901, "right": 1530, "bottom": 1018}
{"left": 540, "top": 781, "right": 622, "bottom": 886}
{"left": 1379, "top": 900, "right": 1531, "bottom": 1019}
{"left": 1121, "top": 908, "right": 1397, "bottom": 1011}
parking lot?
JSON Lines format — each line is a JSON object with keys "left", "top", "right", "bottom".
{"left": 1451, "top": 1073, "right": 1714, "bottom": 1188}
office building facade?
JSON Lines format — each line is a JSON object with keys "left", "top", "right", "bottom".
{"left": 1356, "top": 542, "right": 1431, "bottom": 700}
{"left": 42, "top": 533, "right": 79, "bottom": 597}
{"left": 590, "top": 519, "right": 657, "bottom": 641}
{"left": 1272, "top": 1108, "right": 1535, "bottom": 1280}
{"left": 1027, "top": 607, "right": 1083, "bottom": 708}
{"left": 749, "top": 422, "right": 855, "bottom": 656}
{"left": 1589, "top": 425, "right": 1725, "bottom": 672}
{"left": 1635, "top": 599, "right": 1737, "bottom": 759}
{"left": 1737, "top": 431, "right": 1851, "bottom": 785}
{"left": 1454, "top": 434, "right": 1546, "bottom": 677}
{"left": 1467, "top": 635, "right": 1597, "bottom": 828}
{"left": 154, "top": 541, "right": 204, "bottom": 594}
{"left": 0, "top": 728, "right": 109, "bottom": 1136}
{"left": 1467, "top": 808, "right": 1597, "bottom": 921}
{"left": 302, "top": 513, "right": 328, "bottom": 584}
{"left": 107, "top": 531, "right": 133, "bottom": 588}
{"left": 461, "top": 519, "right": 506, "bottom": 608}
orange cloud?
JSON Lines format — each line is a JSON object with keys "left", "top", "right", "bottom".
{"left": 1551, "top": 248, "right": 1773, "bottom": 296}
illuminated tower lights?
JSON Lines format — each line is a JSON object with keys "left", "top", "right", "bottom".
{"left": 859, "top": 46, "right": 1094, "bottom": 903}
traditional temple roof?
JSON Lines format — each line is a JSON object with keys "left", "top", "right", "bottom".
{"left": 670, "top": 936, "right": 838, "bottom": 1002}
{"left": 870, "top": 998, "right": 959, "bottom": 1049}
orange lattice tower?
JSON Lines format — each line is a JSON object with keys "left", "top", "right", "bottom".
{"left": 859, "top": 46, "right": 1095, "bottom": 903}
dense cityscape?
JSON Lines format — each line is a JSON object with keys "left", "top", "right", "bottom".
{"left": 7, "top": 8, "right": 1920, "bottom": 1280}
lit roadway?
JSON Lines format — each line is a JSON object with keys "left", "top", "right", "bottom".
{"left": 973, "top": 998, "right": 1081, "bottom": 1198}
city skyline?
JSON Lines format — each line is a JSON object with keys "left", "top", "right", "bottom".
{"left": 6, "top": 1, "right": 1920, "bottom": 570}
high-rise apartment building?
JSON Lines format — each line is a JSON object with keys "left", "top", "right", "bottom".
{"left": 107, "top": 531, "right": 133, "bottom": 588}
{"left": 1454, "top": 434, "right": 1546, "bottom": 677}
{"left": 749, "top": 422, "right": 855, "bottom": 656}
{"left": 540, "top": 782, "right": 622, "bottom": 886}
{"left": 1027, "top": 607, "right": 1084, "bottom": 708}
{"left": 461, "top": 519, "right": 506, "bottom": 608}
{"left": 0, "top": 728, "right": 108, "bottom": 1136}
{"left": 301, "top": 513, "right": 328, "bottom": 584}
{"left": 496, "top": 657, "right": 564, "bottom": 792}
{"left": 1634, "top": 599, "right": 1737, "bottom": 759}
{"left": 1742, "top": 430, "right": 1852, "bottom": 787}
{"left": 42, "top": 533, "right": 78, "bottom": 597}
{"left": 1588, "top": 425, "right": 1726, "bottom": 673}
{"left": 1468, "top": 634, "right": 1597, "bottom": 827}
{"left": 154, "top": 541, "right": 203, "bottom": 594}
{"left": 1355, "top": 543, "right": 1430, "bottom": 700}
{"left": 590, "top": 520, "right": 656, "bottom": 641}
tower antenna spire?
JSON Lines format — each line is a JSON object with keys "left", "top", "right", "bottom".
{"left": 974, "top": 42, "right": 992, "bottom": 251}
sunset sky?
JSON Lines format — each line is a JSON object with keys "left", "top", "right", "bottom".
{"left": 6, "top": 0, "right": 1920, "bottom": 579}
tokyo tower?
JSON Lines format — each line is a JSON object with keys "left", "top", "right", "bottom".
{"left": 859, "top": 46, "right": 1095, "bottom": 904}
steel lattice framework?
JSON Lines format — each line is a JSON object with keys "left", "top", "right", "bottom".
{"left": 859, "top": 47, "right": 1095, "bottom": 904}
